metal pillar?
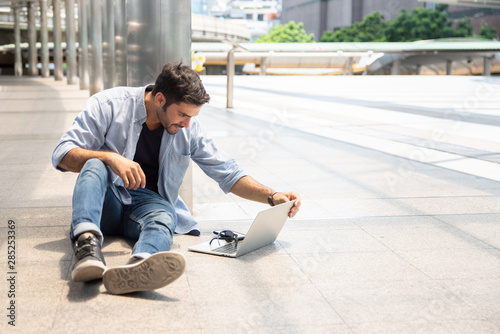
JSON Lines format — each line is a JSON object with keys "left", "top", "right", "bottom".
{"left": 27, "top": 2, "right": 37, "bottom": 76}
{"left": 416, "top": 64, "right": 422, "bottom": 75}
{"left": 126, "top": 0, "right": 193, "bottom": 212}
{"left": 102, "top": 0, "right": 115, "bottom": 89}
{"left": 114, "top": 0, "right": 127, "bottom": 86}
{"left": 40, "top": 0, "right": 50, "bottom": 78}
{"left": 89, "top": 0, "right": 103, "bottom": 95}
{"left": 65, "top": 0, "right": 77, "bottom": 84}
{"left": 77, "top": 0, "right": 89, "bottom": 90}
{"left": 126, "top": 0, "right": 191, "bottom": 86}
{"left": 13, "top": 5, "right": 22, "bottom": 77}
{"left": 53, "top": 0, "right": 64, "bottom": 81}
{"left": 484, "top": 56, "right": 492, "bottom": 76}
{"left": 446, "top": 60, "right": 453, "bottom": 75}
{"left": 391, "top": 58, "right": 401, "bottom": 75}
{"left": 226, "top": 46, "right": 236, "bottom": 109}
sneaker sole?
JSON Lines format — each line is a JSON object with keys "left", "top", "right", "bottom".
{"left": 72, "top": 259, "right": 107, "bottom": 282}
{"left": 102, "top": 251, "right": 186, "bottom": 295}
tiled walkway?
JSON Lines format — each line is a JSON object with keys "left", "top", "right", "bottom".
{"left": 0, "top": 75, "right": 499, "bottom": 333}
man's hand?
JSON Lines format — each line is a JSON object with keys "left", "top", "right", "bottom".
{"left": 229, "top": 176, "right": 301, "bottom": 218}
{"left": 271, "top": 191, "right": 301, "bottom": 218}
{"left": 105, "top": 153, "right": 146, "bottom": 190}
{"left": 58, "top": 148, "right": 146, "bottom": 190}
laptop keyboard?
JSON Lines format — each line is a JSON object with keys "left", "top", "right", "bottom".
{"left": 212, "top": 242, "right": 239, "bottom": 254}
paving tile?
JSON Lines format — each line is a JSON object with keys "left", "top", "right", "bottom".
{"left": 314, "top": 198, "right": 419, "bottom": 218}
{"left": 396, "top": 248, "right": 500, "bottom": 280}
{"left": 201, "top": 324, "right": 352, "bottom": 334}
{"left": 191, "top": 284, "right": 343, "bottom": 330}
{"left": 349, "top": 320, "right": 499, "bottom": 334}
{"left": 278, "top": 228, "right": 389, "bottom": 254}
{"left": 0, "top": 261, "right": 70, "bottom": 333}
{"left": 433, "top": 214, "right": 500, "bottom": 249}
{"left": 291, "top": 251, "right": 430, "bottom": 283}
{"left": 0, "top": 207, "right": 72, "bottom": 227}
{"left": 438, "top": 278, "right": 500, "bottom": 320}
{"left": 52, "top": 286, "right": 199, "bottom": 332}
{"left": 357, "top": 223, "right": 491, "bottom": 251}
{"left": 283, "top": 218, "right": 358, "bottom": 230}
{"left": 194, "top": 202, "right": 253, "bottom": 221}
{"left": 0, "top": 225, "right": 72, "bottom": 262}
{"left": 489, "top": 320, "right": 500, "bottom": 333}
{"left": 397, "top": 196, "right": 500, "bottom": 216}
{"left": 185, "top": 252, "right": 307, "bottom": 289}
{"left": 315, "top": 280, "right": 481, "bottom": 324}
{"left": 350, "top": 215, "right": 448, "bottom": 229}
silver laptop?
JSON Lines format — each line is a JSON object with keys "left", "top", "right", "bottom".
{"left": 188, "top": 200, "right": 295, "bottom": 258}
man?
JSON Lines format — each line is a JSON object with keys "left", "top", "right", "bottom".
{"left": 52, "top": 63, "right": 301, "bottom": 295}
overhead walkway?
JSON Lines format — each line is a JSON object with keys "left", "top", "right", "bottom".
{"left": 193, "top": 39, "right": 500, "bottom": 75}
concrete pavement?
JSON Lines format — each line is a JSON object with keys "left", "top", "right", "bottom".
{"left": 0, "top": 74, "right": 499, "bottom": 333}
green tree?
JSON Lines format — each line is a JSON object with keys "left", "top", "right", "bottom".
{"left": 255, "top": 21, "right": 315, "bottom": 43}
{"left": 320, "top": 11, "right": 386, "bottom": 42}
{"left": 384, "top": 8, "right": 461, "bottom": 41}
{"left": 479, "top": 23, "right": 498, "bottom": 39}
{"left": 436, "top": 4, "right": 449, "bottom": 12}
{"left": 453, "top": 17, "right": 474, "bottom": 37}
{"left": 318, "top": 5, "right": 496, "bottom": 42}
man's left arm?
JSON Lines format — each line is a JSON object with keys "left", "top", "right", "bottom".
{"left": 229, "top": 175, "right": 301, "bottom": 218}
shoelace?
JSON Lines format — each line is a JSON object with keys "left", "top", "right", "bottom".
{"left": 74, "top": 237, "right": 100, "bottom": 258}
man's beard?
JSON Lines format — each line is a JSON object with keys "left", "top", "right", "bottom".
{"left": 166, "top": 124, "right": 183, "bottom": 135}
{"left": 160, "top": 105, "right": 183, "bottom": 135}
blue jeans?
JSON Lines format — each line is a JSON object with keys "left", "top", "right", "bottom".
{"left": 70, "top": 159, "right": 177, "bottom": 259}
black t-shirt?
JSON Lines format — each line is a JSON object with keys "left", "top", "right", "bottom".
{"left": 133, "top": 122, "right": 164, "bottom": 193}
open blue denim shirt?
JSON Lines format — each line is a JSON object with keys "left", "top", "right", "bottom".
{"left": 52, "top": 85, "right": 246, "bottom": 234}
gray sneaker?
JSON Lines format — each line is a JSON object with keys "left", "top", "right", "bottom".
{"left": 71, "top": 235, "right": 107, "bottom": 282}
{"left": 102, "top": 251, "right": 186, "bottom": 294}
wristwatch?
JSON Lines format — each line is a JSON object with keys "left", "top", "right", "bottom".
{"left": 267, "top": 192, "right": 277, "bottom": 206}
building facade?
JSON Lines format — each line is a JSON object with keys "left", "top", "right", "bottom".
{"left": 448, "top": 5, "right": 500, "bottom": 37}
{"left": 281, "top": 0, "right": 479, "bottom": 41}
{"left": 192, "top": 0, "right": 281, "bottom": 40}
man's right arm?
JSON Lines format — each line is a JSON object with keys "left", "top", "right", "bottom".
{"left": 58, "top": 147, "right": 146, "bottom": 190}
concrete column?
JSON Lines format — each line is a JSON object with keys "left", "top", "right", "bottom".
{"left": 391, "top": 58, "right": 401, "bottom": 75}
{"left": 65, "top": 0, "right": 77, "bottom": 84}
{"left": 114, "top": 0, "right": 127, "bottom": 86}
{"left": 89, "top": 0, "right": 103, "bottom": 95}
{"left": 53, "top": 0, "right": 64, "bottom": 81}
{"left": 27, "top": 2, "right": 38, "bottom": 76}
{"left": 346, "top": 57, "right": 354, "bottom": 75}
{"left": 446, "top": 60, "right": 453, "bottom": 75}
{"left": 40, "top": 0, "right": 50, "bottom": 78}
{"left": 77, "top": 0, "right": 89, "bottom": 90}
{"left": 260, "top": 57, "right": 267, "bottom": 75}
{"left": 102, "top": 0, "right": 115, "bottom": 89}
{"left": 484, "top": 56, "right": 491, "bottom": 76}
{"left": 13, "top": 5, "right": 22, "bottom": 77}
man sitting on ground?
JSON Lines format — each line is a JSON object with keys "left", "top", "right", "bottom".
{"left": 52, "top": 63, "right": 301, "bottom": 294}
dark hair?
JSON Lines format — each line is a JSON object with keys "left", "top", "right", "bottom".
{"left": 152, "top": 62, "right": 210, "bottom": 110}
